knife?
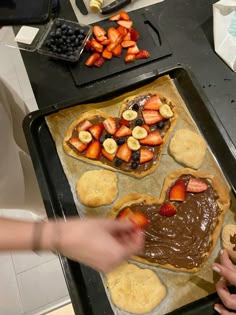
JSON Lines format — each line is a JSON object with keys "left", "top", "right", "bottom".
{"left": 75, "top": 0, "right": 88, "bottom": 15}
{"left": 101, "top": 0, "right": 132, "bottom": 15}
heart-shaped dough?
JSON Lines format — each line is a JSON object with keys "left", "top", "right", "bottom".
{"left": 63, "top": 92, "right": 177, "bottom": 178}
{"left": 108, "top": 168, "right": 230, "bottom": 272}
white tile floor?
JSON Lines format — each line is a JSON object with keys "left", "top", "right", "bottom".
{"left": 0, "top": 28, "right": 70, "bottom": 315}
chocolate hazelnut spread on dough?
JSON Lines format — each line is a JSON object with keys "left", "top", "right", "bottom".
{"left": 121, "top": 175, "right": 221, "bottom": 269}
{"left": 67, "top": 93, "right": 173, "bottom": 173}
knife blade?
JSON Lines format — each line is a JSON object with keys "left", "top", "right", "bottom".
{"left": 75, "top": 0, "right": 88, "bottom": 15}
{"left": 101, "top": 0, "right": 132, "bottom": 15}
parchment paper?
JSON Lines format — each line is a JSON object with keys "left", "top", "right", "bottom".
{"left": 46, "top": 75, "right": 235, "bottom": 315}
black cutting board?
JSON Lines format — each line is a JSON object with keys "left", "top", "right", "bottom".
{"left": 70, "top": 11, "right": 172, "bottom": 86}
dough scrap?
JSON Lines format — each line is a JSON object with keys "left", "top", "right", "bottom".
{"left": 106, "top": 263, "right": 166, "bottom": 314}
{"left": 76, "top": 170, "right": 118, "bottom": 207}
{"left": 169, "top": 129, "right": 206, "bottom": 169}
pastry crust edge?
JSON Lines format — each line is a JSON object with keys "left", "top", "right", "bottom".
{"left": 108, "top": 168, "right": 230, "bottom": 273}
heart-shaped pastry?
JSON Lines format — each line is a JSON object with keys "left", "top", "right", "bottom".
{"left": 108, "top": 168, "right": 230, "bottom": 272}
{"left": 63, "top": 91, "right": 177, "bottom": 178}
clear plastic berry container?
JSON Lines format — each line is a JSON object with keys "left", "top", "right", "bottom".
{"left": 38, "top": 18, "right": 92, "bottom": 62}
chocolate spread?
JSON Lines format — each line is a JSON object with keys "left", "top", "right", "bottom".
{"left": 230, "top": 233, "right": 236, "bottom": 251}
{"left": 67, "top": 94, "right": 173, "bottom": 173}
{"left": 122, "top": 175, "right": 221, "bottom": 269}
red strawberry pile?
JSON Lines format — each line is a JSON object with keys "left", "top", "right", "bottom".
{"left": 84, "top": 10, "right": 150, "bottom": 67}
{"left": 159, "top": 177, "right": 209, "bottom": 217}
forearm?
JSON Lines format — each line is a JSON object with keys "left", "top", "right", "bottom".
{"left": 0, "top": 218, "right": 57, "bottom": 252}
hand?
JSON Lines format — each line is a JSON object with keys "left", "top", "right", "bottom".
{"left": 55, "top": 218, "right": 144, "bottom": 273}
{"left": 212, "top": 249, "right": 236, "bottom": 314}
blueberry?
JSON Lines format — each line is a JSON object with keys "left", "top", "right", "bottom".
{"left": 135, "top": 119, "right": 143, "bottom": 126}
{"left": 115, "top": 158, "right": 123, "bottom": 167}
{"left": 45, "top": 40, "right": 51, "bottom": 48}
{"left": 156, "top": 121, "right": 165, "bottom": 129}
{"left": 105, "top": 134, "right": 112, "bottom": 139}
{"left": 55, "top": 31, "right": 62, "bottom": 38}
{"left": 80, "top": 29, "right": 85, "bottom": 35}
{"left": 50, "top": 31, "right": 55, "bottom": 38}
{"left": 74, "top": 39, "right": 80, "bottom": 47}
{"left": 132, "top": 103, "right": 139, "bottom": 111}
{"left": 61, "top": 24, "right": 67, "bottom": 30}
{"left": 132, "top": 151, "right": 140, "bottom": 161}
{"left": 68, "top": 29, "right": 74, "bottom": 36}
{"left": 66, "top": 38, "right": 71, "bottom": 44}
{"left": 131, "top": 161, "right": 139, "bottom": 169}
{"left": 74, "top": 27, "right": 80, "bottom": 35}
{"left": 55, "top": 20, "right": 61, "bottom": 28}
{"left": 78, "top": 34, "right": 84, "bottom": 40}
{"left": 116, "top": 137, "right": 125, "bottom": 145}
{"left": 99, "top": 136, "right": 105, "bottom": 144}
{"left": 71, "top": 35, "right": 76, "bottom": 41}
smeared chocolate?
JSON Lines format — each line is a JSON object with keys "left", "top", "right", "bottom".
{"left": 119, "top": 175, "right": 221, "bottom": 269}
{"left": 230, "top": 233, "right": 236, "bottom": 251}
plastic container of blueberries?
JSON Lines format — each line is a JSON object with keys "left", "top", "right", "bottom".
{"left": 0, "top": 17, "right": 92, "bottom": 63}
{"left": 37, "top": 18, "right": 92, "bottom": 62}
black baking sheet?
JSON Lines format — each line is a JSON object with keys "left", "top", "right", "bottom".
{"left": 0, "top": 0, "right": 52, "bottom": 25}
{"left": 69, "top": 11, "right": 172, "bottom": 87}
{"left": 23, "top": 67, "right": 236, "bottom": 315}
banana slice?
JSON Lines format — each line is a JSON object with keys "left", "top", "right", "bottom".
{"left": 79, "top": 131, "right": 92, "bottom": 144}
{"left": 132, "top": 126, "right": 148, "bottom": 140}
{"left": 90, "top": 0, "right": 103, "bottom": 11}
{"left": 103, "top": 138, "right": 118, "bottom": 154}
{"left": 127, "top": 136, "right": 141, "bottom": 151}
{"left": 159, "top": 104, "right": 173, "bottom": 119}
{"left": 122, "top": 110, "right": 138, "bottom": 121}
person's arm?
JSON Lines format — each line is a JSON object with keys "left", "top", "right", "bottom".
{"left": 212, "top": 249, "right": 236, "bottom": 314}
{"left": 0, "top": 217, "right": 144, "bottom": 272}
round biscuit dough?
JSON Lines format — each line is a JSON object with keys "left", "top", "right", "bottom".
{"left": 169, "top": 129, "right": 206, "bottom": 169}
{"left": 106, "top": 263, "right": 167, "bottom": 314}
{"left": 76, "top": 170, "right": 118, "bottom": 207}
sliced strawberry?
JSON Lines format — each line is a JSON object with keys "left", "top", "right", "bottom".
{"left": 101, "top": 148, "right": 115, "bottom": 161}
{"left": 102, "top": 49, "right": 113, "bottom": 60}
{"left": 96, "top": 35, "right": 108, "bottom": 42}
{"left": 88, "top": 123, "right": 104, "bottom": 140}
{"left": 120, "top": 10, "right": 130, "bottom": 21}
{"left": 90, "top": 38, "right": 103, "bottom": 53}
{"left": 93, "top": 25, "right": 106, "bottom": 38}
{"left": 142, "top": 124, "right": 150, "bottom": 133}
{"left": 130, "top": 28, "right": 140, "bottom": 41}
{"left": 123, "top": 32, "right": 131, "bottom": 41}
{"left": 94, "top": 56, "right": 105, "bottom": 67}
{"left": 116, "top": 143, "right": 132, "bottom": 162}
{"left": 108, "top": 27, "right": 121, "bottom": 43}
{"left": 85, "top": 140, "right": 101, "bottom": 160}
{"left": 117, "top": 25, "right": 128, "bottom": 37}
{"left": 84, "top": 40, "right": 94, "bottom": 52}
{"left": 142, "top": 110, "right": 164, "bottom": 125}
{"left": 69, "top": 137, "right": 87, "bottom": 152}
{"left": 77, "top": 120, "right": 93, "bottom": 131}
{"left": 121, "top": 40, "right": 136, "bottom": 48}
{"left": 107, "top": 42, "right": 118, "bottom": 52}
{"left": 117, "top": 20, "right": 133, "bottom": 29}
{"left": 117, "top": 207, "right": 133, "bottom": 219}
{"left": 139, "top": 131, "right": 163, "bottom": 146}
{"left": 139, "top": 148, "right": 154, "bottom": 164}
{"left": 125, "top": 53, "right": 136, "bottom": 63}
{"left": 169, "top": 179, "right": 186, "bottom": 201}
{"left": 109, "top": 13, "right": 121, "bottom": 21}
{"left": 159, "top": 202, "right": 177, "bottom": 217}
{"left": 85, "top": 52, "right": 100, "bottom": 66}
{"left": 112, "top": 44, "right": 123, "bottom": 57}
{"left": 100, "top": 38, "right": 111, "bottom": 45}
{"left": 103, "top": 117, "right": 117, "bottom": 135}
{"left": 186, "top": 178, "right": 208, "bottom": 193}
{"left": 127, "top": 44, "right": 140, "bottom": 55}
{"left": 136, "top": 49, "right": 150, "bottom": 59}
{"left": 118, "top": 118, "right": 130, "bottom": 127}
{"left": 115, "top": 125, "right": 132, "bottom": 137}
{"left": 131, "top": 211, "right": 150, "bottom": 228}
{"left": 144, "top": 96, "right": 162, "bottom": 110}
